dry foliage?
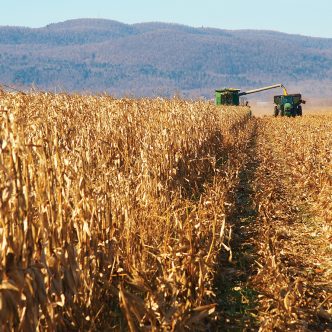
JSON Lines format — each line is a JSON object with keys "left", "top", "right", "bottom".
{"left": 0, "top": 92, "right": 251, "bottom": 331}
{"left": 1, "top": 91, "right": 330, "bottom": 331}
{"left": 252, "top": 115, "right": 332, "bottom": 331}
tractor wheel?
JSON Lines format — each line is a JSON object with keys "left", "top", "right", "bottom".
{"left": 274, "top": 107, "right": 279, "bottom": 117}
{"left": 280, "top": 109, "right": 285, "bottom": 117}
{"left": 297, "top": 106, "right": 303, "bottom": 116}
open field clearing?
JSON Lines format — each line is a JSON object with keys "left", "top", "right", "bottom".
{"left": 0, "top": 92, "right": 331, "bottom": 331}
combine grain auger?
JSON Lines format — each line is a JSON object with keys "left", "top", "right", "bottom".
{"left": 215, "top": 84, "right": 305, "bottom": 116}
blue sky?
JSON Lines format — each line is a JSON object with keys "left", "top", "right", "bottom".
{"left": 1, "top": 0, "right": 332, "bottom": 38}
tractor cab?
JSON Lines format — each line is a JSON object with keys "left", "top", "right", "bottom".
{"left": 274, "top": 94, "right": 305, "bottom": 117}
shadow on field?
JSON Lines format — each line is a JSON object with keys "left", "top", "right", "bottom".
{"left": 213, "top": 120, "right": 260, "bottom": 331}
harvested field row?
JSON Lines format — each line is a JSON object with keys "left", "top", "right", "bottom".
{"left": 246, "top": 116, "right": 332, "bottom": 331}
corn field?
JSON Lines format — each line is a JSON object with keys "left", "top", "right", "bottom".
{"left": 0, "top": 91, "right": 331, "bottom": 331}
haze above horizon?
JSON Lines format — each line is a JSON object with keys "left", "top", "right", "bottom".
{"left": 1, "top": 0, "right": 331, "bottom": 39}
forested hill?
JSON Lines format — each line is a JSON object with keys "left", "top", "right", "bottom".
{"left": 1, "top": 18, "right": 332, "bottom": 99}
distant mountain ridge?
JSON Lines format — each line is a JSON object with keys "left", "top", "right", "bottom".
{"left": 1, "top": 19, "right": 332, "bottom": 99}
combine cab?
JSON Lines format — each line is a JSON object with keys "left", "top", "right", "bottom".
{"left": 215, "top": 88, "right": 241, "bottom": 105}
{"left": 273, "top": 94, "right": 305, "bottom": 117}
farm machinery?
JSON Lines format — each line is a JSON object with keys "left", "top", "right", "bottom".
{"left": 273, "top": 94, "right": 305, "bottom": 117}
{"left": 215, "top": 84, "right": 305, "bottom": 116}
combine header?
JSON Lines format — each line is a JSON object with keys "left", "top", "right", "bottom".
{"left": 215, "top": 84, "right": 305, "bottom": 116}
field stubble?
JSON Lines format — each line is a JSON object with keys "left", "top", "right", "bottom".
{"left": 251, "top": 115, "right": 332, "bottom": 330}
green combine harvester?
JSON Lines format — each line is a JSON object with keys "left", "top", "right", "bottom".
{"left": 215, "top": 84, "right": 305, "bottom": 116}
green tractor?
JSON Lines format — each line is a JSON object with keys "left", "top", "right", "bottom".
{"left": 273, "top": 94, "right": 305, "bottom": 117}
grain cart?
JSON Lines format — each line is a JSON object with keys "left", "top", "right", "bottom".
{"left": 273, "top": 94, "right": 305, "bottom": 117}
